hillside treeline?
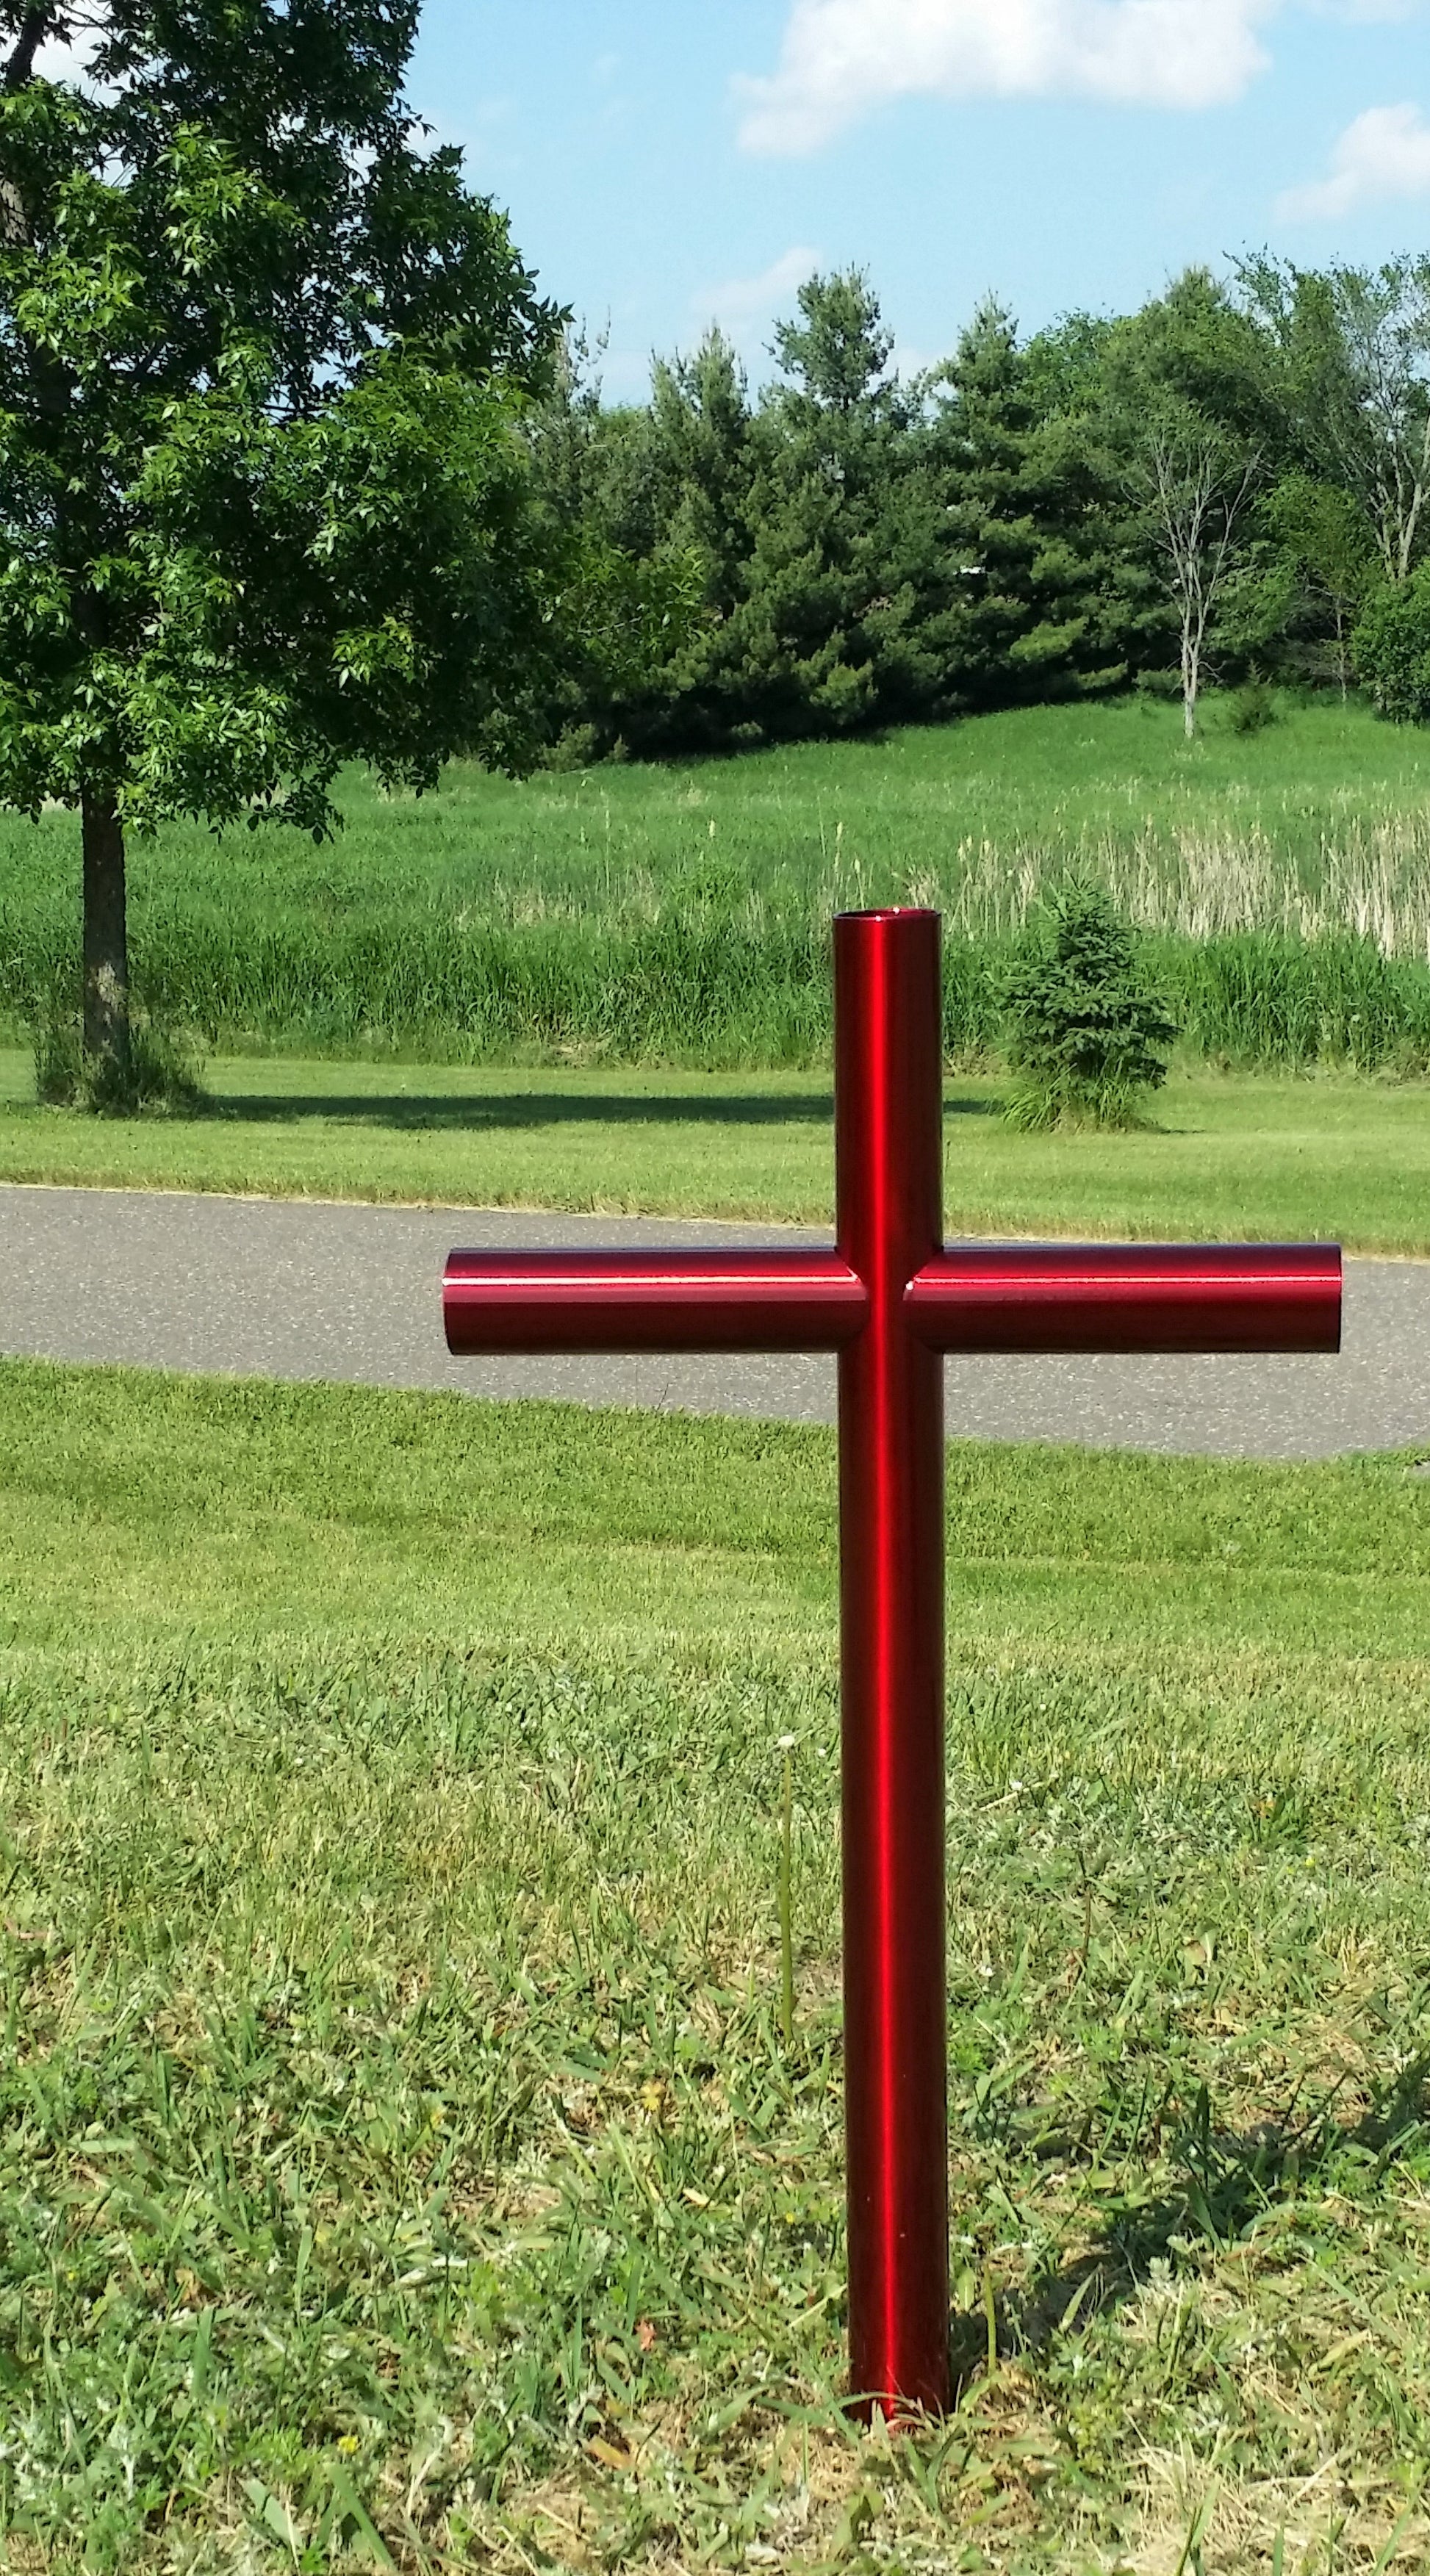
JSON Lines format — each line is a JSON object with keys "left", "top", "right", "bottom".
{"left": 529, "top": 257, "right": 1430, "bottom": 758}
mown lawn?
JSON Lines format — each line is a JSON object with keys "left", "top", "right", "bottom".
{"left": 4, "top": 1049, "right": 1430, "bottom": 1253}
{"left": 4, "top": 1359, "right": 1430, "bottom": 2568}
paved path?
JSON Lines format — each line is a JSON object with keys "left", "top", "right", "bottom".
{"left": 1, "top": 1182, "right": 1426, "bottom": 1459}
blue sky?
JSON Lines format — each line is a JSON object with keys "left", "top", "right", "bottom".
{"left": 409, "top": 3, "right": 1430, "bottom": 400}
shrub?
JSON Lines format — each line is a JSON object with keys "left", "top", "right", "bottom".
{"left": 1354, "top": 569, "right": 1430, "bottom": 722}
{"left": 1002, "top": 880, "right": 1177, "bottom": 1130}
{"left": 1230, "top": 680, "right": 1279, "bottom": 735}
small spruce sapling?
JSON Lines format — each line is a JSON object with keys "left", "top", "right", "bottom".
{"left": 1002, "top": 880, "right": 1177, "bottom": 1130}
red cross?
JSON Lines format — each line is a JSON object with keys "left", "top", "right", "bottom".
{"left": 444, "top": 908, "right": 1341, "bottom": 2418}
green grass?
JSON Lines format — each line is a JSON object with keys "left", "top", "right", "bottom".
{"left": 6, "top": 1048, "right": 1430, "bottom": 1253}
{"left": 6, "top": 697, "right": 1430, "bottom": 1068}
{"left": 5, "top": 1357, "right": 1430, "bottom": 2568}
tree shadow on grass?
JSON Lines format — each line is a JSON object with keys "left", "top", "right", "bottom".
{"left": 951, "top": 2056, "right": 1430, "bottom": 2386}
{"left": 212, "top": 1087, "right": 1003, "bottom": 1134}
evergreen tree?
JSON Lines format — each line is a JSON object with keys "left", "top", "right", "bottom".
{"left": 522, "top": 331, "right": 673, "bottom": 758}
{"left": 925, "top": 301, "right": 1124, "bottom": 712}
{"left": 519, "top": 253, "right": 1430, "bottom": 761}
{"left": 1004, "top": 882, "right": 1177, "bottom": 1130}
{"left": 635, "top": 329, "right": 763, "bottom": 748}
{"left": 727, "top": 268, "right": 913, "bottom": 740}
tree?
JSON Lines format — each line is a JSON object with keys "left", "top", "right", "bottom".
{"left": 1138, "top": 409, "right": 1262, "bottom": 738}
{"left": 730, "top": 268, "right": 906, "bottom": 738}
{"left": 1239, "top": 254, "right": 1430, "bottom": 589}
{"left": 682, "top": 267, "right": 922, "bottom": 746}
{"left": 769, "top": 266, "right": 893, "bottom": 417}
{"left": 1003, "top": 879, "right": 1177, "bottom": 1131}
{"left": 631, "top": 328, "right": 763, "bottom": 749}
{"left": 924, "top": 301, "right": 1126, "bottom": 713}
{"left": 1107, "top": 275, "right": 1268, "bottom": 738}
{"left": 1354, "top": 562, "right": 1430, "bottom": 721}
{"left": 1267, "top": 472, "right": 1379, "bottom": 697}
{"left": 0, "top": 0, "right": 592, "bottom": 1095}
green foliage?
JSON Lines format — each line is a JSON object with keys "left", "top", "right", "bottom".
{"left": 0, "top": 1, "right": 685, "bottom": 1099}
{"left": 769, "top": 264, "right": 893, "bottom": 414}
{"left": 922, "top": 299, "right": 1129, "bottom": 711}
{"left": 524, "top": 250, "right": 1430, "bottom": 758}
{"left": 0, "top": 4, "right": 578, "bottom": 832}
{"left": 1355, "top": 564, "right": 1430, "bottom": 721}
{"left": 1096, "top": 277, "right": 1275, "bottom": 736}
{"left": 1229, "top": 678, "right": 1279, "bottom": 733}
{"left": 7, "top": 1360, "right": 1430, "bottom": 2564}
{"left": 1003, "top": 880, "right": 1177, "bottom": 1128}
{"left": 536, "top": 273, "right": 1134, "bottom": 758}
{"left": 1265, "top": 472, "right": 1379, "bottom": 691}
{"left": 1237, "top": 252, "right": 1430, "bottom": 589}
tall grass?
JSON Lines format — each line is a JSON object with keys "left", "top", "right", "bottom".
{"left": 7, "top": 887, "right": 1430, "bottom": 1071}
{"left": 4, "top": 696, "right": 1430, "bottom": 1070}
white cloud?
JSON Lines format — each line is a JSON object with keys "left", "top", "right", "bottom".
{"left": 736, "top": 0, "right": 1282, "bottom": 155}
{"left": 1277, "top": 99, "right": 1430, "bottom": 217}
{"left": 693, "top": 244, "right": 820, "bottom": 335}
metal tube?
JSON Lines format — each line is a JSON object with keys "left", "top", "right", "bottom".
{"left": 906, "top": 1244, "right": 1343, "bottom": 1354}
{"left": 834, "top": 910, "right": 951, "bottom": 2417}
{"left": 444, "top": 1249, "right": 868, "bottom": 1354}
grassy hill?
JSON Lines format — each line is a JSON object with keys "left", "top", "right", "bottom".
{"left": 3, "top": 694, "right": 1430, "bottom": 1066}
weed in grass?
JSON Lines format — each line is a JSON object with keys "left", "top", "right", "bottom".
{"left": 779, "top": 1735, "right": 797, "bottom": 2055}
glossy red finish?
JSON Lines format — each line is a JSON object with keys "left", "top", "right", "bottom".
{"left": 907, "top": 1243, "right": 1343, "bottom": 1354}
{"left": 442, "top": 904, "right": 1345, "bottom": 2424}
{"left": 444, "top": 1248, "right": 867, "bottom": 1354}
{"left": 834, "top": 911, "right": 952, "bottom": 2419}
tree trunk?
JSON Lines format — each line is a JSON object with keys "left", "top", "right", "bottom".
{"left": 82, "top": 784, "right": 130, "bottom": 1075}
{"left": 1182, "top": 605, "right": 1201, "bottom": 741}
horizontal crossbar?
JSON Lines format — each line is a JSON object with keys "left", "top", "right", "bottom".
{"left": 905, "top": 1245, "right": 1343, "bottom": 1354}
{"left": 444, "top": 1243, "right": 1343, "bottom": 1359}
{"left": 444, "top": 1250, "right": 869, "bottom": 1353}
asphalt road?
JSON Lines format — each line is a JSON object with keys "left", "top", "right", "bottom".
{"left": 1, "top": 1181, "right": 1426, "bottom": 1459}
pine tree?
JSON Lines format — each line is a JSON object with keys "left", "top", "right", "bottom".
{"left": 926, "top": 303, "right": 1125, "bottom": 711}
{"left": 1004, "top": 882, "right": 1178, "bottom": 1130}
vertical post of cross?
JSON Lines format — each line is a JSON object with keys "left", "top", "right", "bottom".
{"left": 835, "top": 910, "right": 952, "bottom": 2417}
